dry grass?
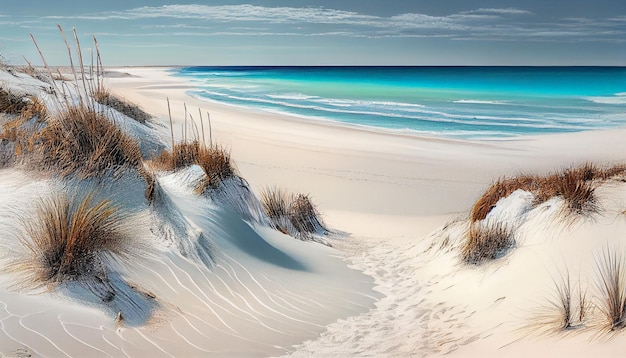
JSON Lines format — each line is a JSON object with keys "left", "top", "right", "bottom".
{"left": 289, "top": 194, "right": 326, "bottom": 235}
{"left": 152, "top": 141, "right": 236, "bottom": 191}
{"left": 595, "top": 249, "right": 626, "bottom": 331}
{"left": 261, "top": 187, "right": 289, "bottom": 220}
{"left": 261, "top": 187, "right": 327, "bottom": 238}
{"left": 16, "top": 192, "right": 132, "bottom": 286}
{"left": 0, "top": 87, "right": 28, "bottom": 114}
{"left": 471, "top": 163, "right": 605, "bottom": 223}
{"left": 551, "top": 270, "right": 575, "bottom": 330}
{"left": 93, "top": 88, "right": 151, "bottom": 124}
{"left": 260, "top": 187, "right": 290, "bottom": 233}
{"left": 461, "top": 222, "right": 513, "bottom": 264}
{"left": 470, "top": 175, "right": 539, "bottom": 222}
{"left": 36, "top": 105, "right": 143, "bottom": 178}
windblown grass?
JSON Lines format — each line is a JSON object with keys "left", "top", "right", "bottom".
{"left": 0, "top": 87, "right": 28, "bottom": 114}
{"left": 15, "top": 192, "right": 133, "bottom": 287}
{"left": 152, "top": 141, "right": 236, "bottom": 191}
{"left": 261, "top": 187, "right": 327, "bottom": 238}
{"left": 37, "top": 105, "right": 143, "bottom": 178}
{"left": 261, "top": 187, "right": 289, "bottom": 221}
{"left": 470, "top": 175, "right": 539, "bottom": 222}
{"left": 471, "top": 163, "right": 605, "bottom": 223}
{"left": 461, "top": 221, "right": 513, "bottom": 264}
{"left": 289, "top": 194, "right": 326, "bottom": 235}
{"left": 551, "top": 269, "right": 575, "bottom": 330}
{"left": 595, "top": 249, "right": 626, "bottom": 331}
{"left": 93, "top": 88, "right": 151, "bottom": 124}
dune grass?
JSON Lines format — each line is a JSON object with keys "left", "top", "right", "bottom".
{"left": 260, "top": 187, "right": 327, "bottom": 238}
{"left": 471, "top": 163, "right": 606, "bottom": 223}
{"left": 36, "top": 105, "right": 143, "bottom": 178}
{"left": 289, "top": 194, "right": 325, "bottom": 235}
{"left": 0, "top": 87, "right": 28, "bottom": 115}
{"left": 595, "top": 249, "right": 626, "bottom": 331}
{"left": 152, "top": 141, "right": 236, "bottom": 191}
{"left": 461, "top": 221, "right": 513, "bottom": 264}
{"left": 16, "top": 192, "right": 132, "bottom": 287}
{"left": 261, "top": 187, "right": 289, "bottom": 221}
{"left": 551, "top": 269, "right": 576, "bottom": 330}
{"left": 93, "top": 88, "right": 152, "bottom": 124}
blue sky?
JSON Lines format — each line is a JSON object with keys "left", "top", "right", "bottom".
{"left": 1, "top": 1, "right": 624, "bottom": 66}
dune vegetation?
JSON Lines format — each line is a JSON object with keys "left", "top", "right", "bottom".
{"left": 0, "top": 27, "right": 331, "bottom": 334}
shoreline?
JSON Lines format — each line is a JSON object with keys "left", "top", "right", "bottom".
{"left": 106, "top": 66, "right": 626, "bottom": 220}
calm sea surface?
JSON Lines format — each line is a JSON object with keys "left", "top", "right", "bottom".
{"left": 173, "top": 66, "right": 626, "bottom": 140}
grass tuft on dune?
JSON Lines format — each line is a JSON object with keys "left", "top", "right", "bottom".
{"left": 261, "top": 187, "right": 328, "bottom": 239}
{"left": 595, "top": 249, "right": 626, "bottom": 331}
{"left": 15, "top": 192, "right": 134, "bottom": 287}
{"left": 462, "top": 221, "right": 513, "bottom": 264}
{"left": 471, "top": 163, "right": 607, "bottom": 224}
{"left": 152, "top": 141, "right": 236, "bottom": 191}
{"left": 93, "top": 88, "right": 152, "bottom": 124}
{"left": 37, "top": 105, "right": 143, "bottom": 179}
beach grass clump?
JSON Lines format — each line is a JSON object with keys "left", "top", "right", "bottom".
{"left": 0, "top": 87, "right": 29, "bottom": 115}
{"left": 537, "top": 164, "right": 600, "bottom": 215}
{"left": 196, "top": 144, "right": 235, "bottom": 191}
{"left": 551, "top": 270, "right": 576, "bottom": 330}
{"left": 93, "top": 88, "right": 151, "bottom": 124}
{"left": 37, "top": 105, "right": 143, "bottom": 178}
{"left": 288, "top": 194, "right": 326, "bottom": 235}
{"left": 261, "top": 187, "right": 327, "bottom": 238}
{"left": 260, "top": 187, "right": 290, "bottom": 233}
{"left": 152, "top": 141, "right": 236, "bottom": 191}
{"left": 17, "top": 193, "right": 132, "bottom": 286}
{"left": 471, "top": 163, "right": 604, "bottom": 223}
{"left": 461, "top": 221, "right": 513, "bottom": 264}
{"left": 470, "top": 175, "right": 539, "bottom": 222}
{"left": 595, "top": 249, "right": 626, "bottom": 331}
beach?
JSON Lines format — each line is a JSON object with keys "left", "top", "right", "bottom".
{"left": 1, "top": 64, "right": 626, "bottom": 356}
{"left": 104, "top": 67, "right": 626, "bottom": 356}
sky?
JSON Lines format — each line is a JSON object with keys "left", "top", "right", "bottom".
{"left": 0, "top": 1, "right": 624, "bottom": 66}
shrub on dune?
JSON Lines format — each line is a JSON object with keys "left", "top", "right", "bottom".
{"left": 16, "top": 192, "right": 133, "bottom": 287}
{"left": 37, "top": 105, "right": 143, "bottom": 178}
{"left": 461, "top": 221, "right": 513, "bottom": 264}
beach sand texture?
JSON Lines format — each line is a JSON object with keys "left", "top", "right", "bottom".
{"left": 0, "top": 65, "right": 626, "bottom": 356}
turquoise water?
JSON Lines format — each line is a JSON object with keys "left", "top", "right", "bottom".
{"left": 173, "top": 66, "right": 626, "bottom": 139}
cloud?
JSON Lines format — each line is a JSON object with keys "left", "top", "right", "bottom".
{"left": 37, "top": 4, "right": 626, "bottom": 43}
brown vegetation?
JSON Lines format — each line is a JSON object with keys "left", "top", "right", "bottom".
{"left": 152, "top": 141, "right": 236, "bottom": 191}
{"left": 36, "top": 105, "right": 143, "bottom": 179}
{"left": 470, "top": 163, "right": 611, "bottom": 223}
{"left": 16, "top": 192, "right": 132, "bottom": 286}
{"left": 260, "top": 187, "right": 327, "bottom": 238}
{"left": 461, "top": 222, "right": 513, "bottom": 264}
{"left": 93, "top": 88, "right": 151, "bottom": 124}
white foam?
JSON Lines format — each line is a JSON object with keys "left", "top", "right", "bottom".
{"left": 453, "top": 99, "right": 510, "bottom": 105}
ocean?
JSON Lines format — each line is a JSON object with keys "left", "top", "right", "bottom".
{"left": 172, "top": 66, "right": 626, "bottom": 140}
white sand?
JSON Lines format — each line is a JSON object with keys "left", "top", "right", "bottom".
{"left": 1, "top": 66, "right": 626, "bottom": 356}
{"left": 104, "top": 67, "right": 626, "bottom": 356}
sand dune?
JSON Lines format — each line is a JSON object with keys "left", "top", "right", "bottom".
{"left": 1, "top": 65, "right": 626, "bottom": 357}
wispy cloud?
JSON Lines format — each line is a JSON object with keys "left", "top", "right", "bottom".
{"left": 36, "top": 4, "right": 626, "bottom": 42}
